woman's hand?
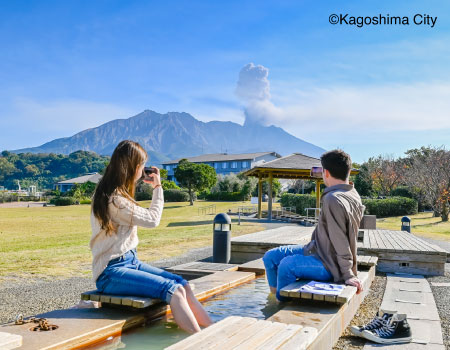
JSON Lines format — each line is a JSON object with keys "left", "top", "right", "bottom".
{"left": 144, "top": 166, "right": 162, "bottom": 188}
{"left": 345, "top": 276, "right": 363, "bottom": 294}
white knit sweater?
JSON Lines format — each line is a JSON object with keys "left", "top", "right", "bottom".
{"left": 90, "top": 186, "right": 164, "bottom": 281}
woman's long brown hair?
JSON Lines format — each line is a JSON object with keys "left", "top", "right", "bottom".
{"left": 92, "top": 140, "right": 148, "bottom": 234}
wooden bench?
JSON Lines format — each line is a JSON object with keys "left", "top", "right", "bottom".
{"left": 81, "top": 290, "right": 160, "bottom": 308}
{"left": 280, "top": 256, "right": 377, "bottom": 304}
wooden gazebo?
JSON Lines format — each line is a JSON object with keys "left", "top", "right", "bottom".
{"left": 242, "top": 153, "right": 358, "bottom": 220}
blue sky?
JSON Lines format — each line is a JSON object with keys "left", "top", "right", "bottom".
{"left": 1, "top": 0, "right": 449, "bottom": 162}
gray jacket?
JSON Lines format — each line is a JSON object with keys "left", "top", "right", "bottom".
{"left": 303, "top": 184, "right": 365, "bottom": 283}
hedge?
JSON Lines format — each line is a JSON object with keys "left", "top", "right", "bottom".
{"left": 135, "top": 191, "right": 152, "bottom": 201}
{"left": 280, "top": 193, "right": 316, "bottom": 215}
{"left": 164, "top": 189, "right": 191, "bottom": 202}
{"left": 205, "top": 191, "right": 245, "bottom": 201}
{"left": 49, "top": 197, "right": 77, "bottom": 206}
{"left": 362, "top": 196, "right": 418, "bottom": 218}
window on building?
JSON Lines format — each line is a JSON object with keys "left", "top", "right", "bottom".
{"left": 242, "top": 161, "right": 248, "bottom": 168}
{"left": 231, "top": 161, "right": 237, "bottom": 169}
{"left": 222, "top": 162, "right": 227, "bottom": 169}
{"left": 166, "top": 165, "right": 171, "bottom": 171}
{"left": 214, "top": 163, "right": 218, "bottom": 169}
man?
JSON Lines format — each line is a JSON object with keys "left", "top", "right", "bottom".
{"left": 263, "top": 149, "right": 365, "bottom": 301}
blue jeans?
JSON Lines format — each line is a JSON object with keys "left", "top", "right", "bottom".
{"left": 263, "top": 245, "right": 332, "bottom": 301}
{"left": 96, "top": 249, "right": 188, "bottom": 304}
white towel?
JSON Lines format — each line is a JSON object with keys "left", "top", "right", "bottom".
{"left": 299, "top": 281, "right": 344, "bottom": 296}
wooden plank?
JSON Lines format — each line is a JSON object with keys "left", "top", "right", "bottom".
{"left": 211, "top": 320, "right": 275, "bottom": 349}
{"left": 237, "top": 258, "right": 266, "bottom": 275}
{"left": 335, "top": 285, "right": 357, "bottom": 304}
{"left": 233, "top": 322, "right": 288, "bottom": 350}
{"left": 378, "top": 230, "right": 398, "bottom": 251}
{"left": 277, "top": 327, "right": 318, "bottom": 350}
{"left": 374, "top": 230, "right": 387, "bottom": 251}
{"left": 0, "top": 332, "right": 22, "bottom": 350}
{"left": 194, "top": 317, "right": 258, "bottom": 350}
{"left": 368, "top": 256, "right": 378, "bottom": 266}
{"left": 165, "top": 316, "right": 244, "bottom": 350}
{"left": 390, "top": 230, "right": 420, "bottom": 253}
{"left": 255, "top": 324, "right": 303, "bottom": 350}
{"left": 280, "top": 280, "right": 309, "bottom": 298}
{"left": 367, "top": 230, "right": 378, "bottom": 249}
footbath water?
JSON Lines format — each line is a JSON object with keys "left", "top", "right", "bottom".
{"left": 85, "top": 277, "right": 282, "bottom": 350}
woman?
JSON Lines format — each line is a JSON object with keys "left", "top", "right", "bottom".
{"left": 90, "top": 140, "right": 212, "bottom": 333}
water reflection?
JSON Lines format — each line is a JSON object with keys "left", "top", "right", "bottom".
{"left": 88, "top": 277, "right": 280, "bottom": 350}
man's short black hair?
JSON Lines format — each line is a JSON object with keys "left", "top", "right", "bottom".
{"left": 320, "top": 149, "right": 352, "bottom": 181}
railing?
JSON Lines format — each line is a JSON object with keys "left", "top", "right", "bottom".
{"left": 273, "top": 206, "right": 297, "bottom": 217}
{"left": 305, "top": 207, "right": 321, "bottom": 220}
{"left": 198, "top": 204, "right": 216, "bottom": 216}
{"left": 237, "top": 205, "right": 258, "bottom": 215}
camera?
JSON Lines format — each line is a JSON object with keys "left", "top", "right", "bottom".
{"left": 142, "top": 167, "right": 157, "bottom": 181}
{"left": 310, "top": 166, "right": 323, "bottom": 179}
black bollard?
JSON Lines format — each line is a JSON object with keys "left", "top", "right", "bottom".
{"left": 213, "top": 213, "right": 231, "bottom": 263}
{"left": 401, "top": 216, "right": 411, "bottom": 233}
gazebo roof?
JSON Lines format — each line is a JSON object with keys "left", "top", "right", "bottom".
{"left": 243, "top": 153, "right": 358, "bottom": 180}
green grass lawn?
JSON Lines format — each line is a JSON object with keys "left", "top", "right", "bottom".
{"left": 0, "top": 201, "right": 266, "bottom": 279}
{"left": 376, "top": 212, "right": 450, "bottom": 241}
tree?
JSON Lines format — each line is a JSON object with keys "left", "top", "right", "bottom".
{"left": 174, "top": 159, "right": 217, "bottom": 205}
{"left": 364, "top": 155, "right": 404, "bottom": 196}
{"left": 403, "top": 146, "right": 450, "bottom": 221}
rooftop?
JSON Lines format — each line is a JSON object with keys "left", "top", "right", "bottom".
{"left": 162, "top": 152, "right": 281, "bottom": 164}
{"left": 56, "top": 173, "right": 102, "bottom": 184}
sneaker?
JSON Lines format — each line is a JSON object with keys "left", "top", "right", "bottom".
{"left": 361, "top": 313, "right": 412, "bottom": 344}
{"left": 350, "top": 310, "right": 394, "bottom": 337}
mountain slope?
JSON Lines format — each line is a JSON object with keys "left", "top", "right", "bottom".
{"left": 12, "top": 110, "right": 326, "bottom": 164}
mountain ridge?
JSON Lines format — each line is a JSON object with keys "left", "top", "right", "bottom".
{"left": 11, "top": 110, "right": 326, "bottom": 165}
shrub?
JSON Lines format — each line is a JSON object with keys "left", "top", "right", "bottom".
{"left": 79, "top": 198, "right": 92, "bottom": 205}
{"left": 362, "top": 196, "right": 418, "bottom": 217}
{"left": 164, "top": 189, "right": 191, "bottom": 202}
{"left": 50, "top": 196, "right": 77, "bottom": 206}
{"left": 391, "top": 186, "right": 414, "bottom": 198}
{"left": 135, "top": 191, "right": 152, "bottom": 201}
{"left": 280, "top": 193, "right": 316, "bottom": 215}
{"left": 205, "top": 191, "right": 245, "bottom": 201}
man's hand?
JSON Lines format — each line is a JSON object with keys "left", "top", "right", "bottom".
{"left": 345, "top": 277, "right": 363, "bottom": 294}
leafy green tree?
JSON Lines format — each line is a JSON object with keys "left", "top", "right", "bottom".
{"left": 174, "top": 159, "right": 217, "bottom": 205}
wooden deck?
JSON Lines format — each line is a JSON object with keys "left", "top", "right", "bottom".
{"left": 232, "top": 226, "right": 447, "bottom": 276}
{"left": 358, "top": 229, "right": 447, "bottom": 276}
{"left": 231, "top": 226, "right": 314, "bottom": 263}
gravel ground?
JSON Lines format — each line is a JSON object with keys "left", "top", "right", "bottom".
{"left": 0, "top": 246, "right": 213, "bottom": 325}
{"left": 427, "top": 266, "right": 450, "bottom": 350}
{"left": 333, "top": 274, "right": 387, "bottom": 350}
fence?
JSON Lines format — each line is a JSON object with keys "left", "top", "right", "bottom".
{"left": 273, "top": 206, "right": 297, "bottom": 217}
{"left": 198, "top": 204, "right": 216, "bottom": 216}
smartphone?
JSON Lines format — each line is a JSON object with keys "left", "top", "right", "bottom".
{"left": 310, "top": 166, "right": 323, "bottom": 178}
{"left": 142, "top": 167, "right": 157, "bottom": 181}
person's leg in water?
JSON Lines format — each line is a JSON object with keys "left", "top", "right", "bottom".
{"left": 276, "top": 253, "right": 333, "bottom": 301}
{"left": 183, "top": 283, "right": 213, "bottom": 327}
{"left": 136, "top": 259, "right": 212, "bottom": 328}
{"left": 96, "top": 251, "right": 208, "bottom": 333}
{"left": 263, "top": 245, "right": 304, "bottom": 294}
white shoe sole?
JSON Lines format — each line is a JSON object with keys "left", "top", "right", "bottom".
{"left": 349, "top": 326, "right": 363, "bottom": 337}
{"left": 361, "top": 330, "right": 412, "bottom": 344}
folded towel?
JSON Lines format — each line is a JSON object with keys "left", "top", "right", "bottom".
{"left": 299, "top": 281, "right": 345, "bottom": 296}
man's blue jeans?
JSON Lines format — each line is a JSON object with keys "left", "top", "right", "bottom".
{"left": 96, "top": 249, "right": 188, "bottom": 304}
{"left": 263, "top": 245, "right": 332, "bottom": 301}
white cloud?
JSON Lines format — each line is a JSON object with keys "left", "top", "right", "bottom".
{"left": 277, "top": 82, "right": 450, "bottom": 133}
